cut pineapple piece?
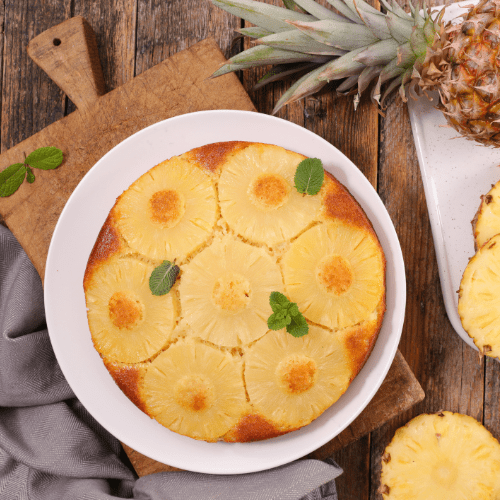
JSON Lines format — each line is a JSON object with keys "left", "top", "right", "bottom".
{"left": 218, "top": 143, "right": 322, "bottom": 246}
{"left": 282, "top": 221, "right": 385, "bottom": 330}
{"left": 178, "top": 235, "right": 284, "bottom": 346}
{"left": 140, "top": 340, "right": 248, "bottom": 442}
{"left": 380, "top": 411, "right": 500, "bottom": 500}
{"left": 245, "top": 326, "right": 352, "bottom": 431}
{"left": 473, "top": 180, "right": 500, "bottom": 250}
{"left": 458, "top": 234, "right": 500, "bottom": 359}
{"left": 85, "top": 257, "right": 176, "bottom": 363}
{"left": 112, "top": 156, "right": 217, "bottom": 261}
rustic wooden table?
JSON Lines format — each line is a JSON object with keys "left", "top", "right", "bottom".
{"left": 2, "top": 0, "right": 498, "bottom": 499}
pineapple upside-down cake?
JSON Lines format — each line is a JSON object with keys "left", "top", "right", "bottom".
{"left": 83, "top": 142, "right": 386, "bottom": 442}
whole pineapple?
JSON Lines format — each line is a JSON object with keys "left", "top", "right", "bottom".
{"left": 212, "top": 0, "right": 500, "bottom": 147}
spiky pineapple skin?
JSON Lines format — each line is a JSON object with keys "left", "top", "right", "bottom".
{"left": 380, "top": 411, "right": 500, "bottom": 500}
{"left": 84, "top": 141, "right": 386, "bottom": 442}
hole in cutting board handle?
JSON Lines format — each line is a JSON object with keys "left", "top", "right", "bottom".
{"left": 53, "top": 38, "right": 61, "bottom": 46}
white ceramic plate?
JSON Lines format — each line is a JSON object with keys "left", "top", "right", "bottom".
{"left": 44, "top": 110, "right": 405, "bottom": 475}
{"left": 407, "top": 0, "right": 500, "bottom": 352}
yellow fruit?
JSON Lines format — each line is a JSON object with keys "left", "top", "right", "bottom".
{"left": 85, "top": 257, "right": 176, "bottom": 363}
{"left": 140, "top": 340, "right": 248, "bottom": 442}
{"left": 178, "top": 234, "right": 284, "bottom": 346}
{"left": 244, "top": 326, "right": 352, "bottom": 431}
{"left": 112, "top": 156, "right": 217, "bottom": 261}
{"left": 218, "top": 143, "right": 322, "bottom": 246}
{"left": 380, "top": 411, "right": 500, "bottom": 500}
{"left": 473, "top": 180, "right": 500, "bottom": 250}
{"left": 458, "top": 234, "right": 500, "bottom": 359}
{"left": 282, "top": 221, "right": 385, "bottom": 330}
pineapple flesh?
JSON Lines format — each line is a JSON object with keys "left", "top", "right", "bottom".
{"left": 112, "top": 156, "right": 217, "bottom": 262}
{"left": 140, "top": 340, "right": 248, "bottom": 442}
{"left": 380, "top": 411, "right": 500, "bottom": 500}
{"left": 218, "top": 144, "right": 322, "bottom": 245}
{"left": 473, "top": 180, "right": 500, "bottom": 249}
{"left": 282, "top": 221, "right": 385, "bottom": 330}
{"left": 458, "top": 233, "right": 500, "bottom": 358}
{"left": 178, "top": 234, "right": 284, "bottom": 346}
{"left": 85, "top": 257, "right": 176, "bottom": 363}
{"left": 245, "top": 325, "right": 352, "bottom": 431}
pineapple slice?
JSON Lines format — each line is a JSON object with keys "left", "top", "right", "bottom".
{"left": 380, "top": 411, "right": 500, "bottom": 500}
{"left": 218, "top": 144, "right": 322, "bottom": 246}
{"left": 85, "top": 257, "right": 176, "bottom": 363}
{"left": 244, "top": 326, "right": 352, "bottom": 431}
{"left": 473, "top": 180, "right": 500, "bottom": 250}
{"left": 140, "top": 340, "right": 248, "bottom": 442}
{"left": 178, "top": 234, "right": 284, "bottom": 346}
{"left": 282, "top": 221, "right": 385, "bottom": 330}
{"left": 112, "top": 156, "right": 217, "bottom": 261}
{"left": 458, "top": 234, "right": 500, "bottom": 359}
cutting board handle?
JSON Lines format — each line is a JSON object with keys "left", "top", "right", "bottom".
{"left": 27, "top": 16, "right": 106, "bottom": 111}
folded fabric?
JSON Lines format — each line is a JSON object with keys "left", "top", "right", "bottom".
{"left": 0, "top": 224, "right": 342, "bottom": 500}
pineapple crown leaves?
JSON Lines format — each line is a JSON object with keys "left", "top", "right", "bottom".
{"left": 211, "top": 0, "right": 446, "bottom": 113}
{"left": 149, "top": 260, "right": 180, "bottom": 296}
{"left": 268, "top": 291, "right": 309, "bottom": 337}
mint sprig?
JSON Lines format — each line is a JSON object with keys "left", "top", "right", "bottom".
{"left": 294, "top": 158, "right": 324, "bottom": 195}
{"left": 268, "top": 291, "right": 309, "bottom": 337}
{"left": 0, "top": 146, "right": 64, "bottom": 197}
{"left": 149, "top": 260, "right": 180, "bottom": 296}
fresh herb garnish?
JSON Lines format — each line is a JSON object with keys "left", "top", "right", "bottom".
{"left": 0, "top": 146, "right": 63, "bottom": 197}
{"left": 149, "top": 260, "right": 180, "bottom": 296}
{"left": 268, "top": 291, "right": 309, "bottom": 337}
{"left": 294, "top": 158, "right": 324, "bottom": 196}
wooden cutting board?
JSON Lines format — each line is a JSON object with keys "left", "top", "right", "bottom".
{"left": 0, "top": 17, "right": 424, "bottom": 474}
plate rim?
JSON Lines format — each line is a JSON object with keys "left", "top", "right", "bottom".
{"left": 44, "top": 109, "right": 406, "bottom": 474}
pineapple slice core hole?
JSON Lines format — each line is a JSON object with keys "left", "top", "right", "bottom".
{"left": 212, "top": 274, "right": 252, "bottom": 312}
{"left": 174, "top": 374, "right": 215, "bottom": 412}
{"left": 276, "top": 354, "right": 317, "bottom": 394}
{"left": 108, "top": 291, "right": 144, "bottom": 330}
{"left": 248, "top": 173, "right": 291, "bottom": 211}
{"left": 316, "top": 255, "right": 353, "bottom": 295}
{"left": 149, "top": 189, "right": 185, "bottom": 228}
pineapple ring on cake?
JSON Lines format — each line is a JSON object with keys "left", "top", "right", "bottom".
{"left": 111, "top": 156, "right": 217, "bottom": 261}
{"left": 85, "top": 257, "right": 176, "bottom": 363}
{"left": 218, "top": 143, "right": 322, "bottom": 246}
{"left": 282, "top": 221, "right": 385, "bottom": 330}
{"left": 473, "top": 180, "right": 500, "bottom": 250}
{"left": 244, "top": 326, "right": 352, "bottom": 431}
{"left": 139, "top": 340, "right": 248, "bottom": 442}
{"left": 380, "top": 411, "right": 500, "bottom": 500}
{"left": 178, "top": 234, "right": 284, "bottom": 346}
{"left": 458, "top": 234, "right": 500, "bottom": 359}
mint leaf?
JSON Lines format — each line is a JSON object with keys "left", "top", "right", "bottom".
{"left": 26, "top": 166, "right": 35, "bottom": 183}
{"left": 294, "top": 158, "right": 324, "bottom": 195}
{"left": 268, "top": 312, "right": 287, "bottom": 331}
{"left": 0, "top": 163, "right": 26, "bottom": 197}
{"left": 149, "top": 260, "right": 180, "bottom": 296}
{"left": 270, "top": 291, "right": 290, "bottom": 313}
{"left": 25, "top": 147, "right": 63, "bottom": 170}
{"left": 287, "top": 313, "right": 309, "bottom": 337}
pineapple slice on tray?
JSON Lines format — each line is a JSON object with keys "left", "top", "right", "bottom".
{"left": 85, "top": 257, "right": 176, "bottom": 363}
{"left": 458, "top": 234, "right": 500, "bottom": 359}
{"left": 110, "top": 156, "right": 217, "bottom": 262}
{"left": 380, "top": 411, "right": 500, "bottom": 500}
{"left": 139, "top": 340, "right": 249, "bottom": 442}
{"left": 179, "top": 234, "right": 284, "bottom": 347}
{"left": 218, "top": 143, "right": 322, "bottom": 246}
{"left": 473, "top": 180, "right": 500, "bottom": 250}
{"left": 245, "top": 326, "right": 352, "bottom": 432}
{"left": 282, "top": 221, "right": 385, "bottom": 330}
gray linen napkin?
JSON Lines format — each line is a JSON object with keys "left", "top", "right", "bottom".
{"left": 0, "top": 224, "right": 342, "bottom": 500}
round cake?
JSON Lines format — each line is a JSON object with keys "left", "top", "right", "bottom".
{"left": 83, "top": 141, "right": 386, "bottom": 442}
